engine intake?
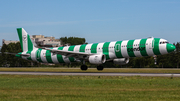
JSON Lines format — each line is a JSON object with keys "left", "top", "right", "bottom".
{"left": 89, "top": 54, "right": 106, "bottom": 65}
{"left": 113, "top": 58, "right": 129, "bottom": 65}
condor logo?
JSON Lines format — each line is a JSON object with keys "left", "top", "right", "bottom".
{"left": 127, "top": 47, "right": 145, "bottom": 52}
{"left": 23, "top": 35, "right": 27, "bottom": 43}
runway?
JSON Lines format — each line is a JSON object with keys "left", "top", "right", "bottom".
{"left": 0, "top": 71, "right": 180, "bottom": 77}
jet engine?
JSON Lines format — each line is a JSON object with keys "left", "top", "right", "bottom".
{"left": 88, "top": 54, "right": 106, "bottom": 65}
{"left": 113, "top": 58, "right": 129, "bottom": 65}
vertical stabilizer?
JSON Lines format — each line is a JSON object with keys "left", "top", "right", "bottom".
{"left": 17, "top": 28, "right": 35, "bottom": 52}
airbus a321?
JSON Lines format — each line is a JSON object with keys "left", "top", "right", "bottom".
{"left": 8, "top": 28, "right": 176, "bottom": 70}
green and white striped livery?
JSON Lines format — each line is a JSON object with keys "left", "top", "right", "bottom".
{"left": 16, "top": 28, "right": 176, "bottom": 70}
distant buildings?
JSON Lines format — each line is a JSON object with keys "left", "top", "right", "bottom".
{"left": 32, "top": 35, "right": 62, "bottom": 47}
{"left": 2, "top": 35, "right": 62, "bottom": 47}
{"left": 2, "top": 39, "right": 19, "bottom": 45}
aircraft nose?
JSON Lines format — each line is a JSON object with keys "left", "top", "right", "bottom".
{"left": 167, "top": 44, "right": 176, "bottom": 53}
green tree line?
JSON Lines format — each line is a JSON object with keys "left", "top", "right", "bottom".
{"left": 60, "top": 37, "right": 86, "bottom": 45}
{"left": 0, "top": 42, "right": 39, "bottom": 67}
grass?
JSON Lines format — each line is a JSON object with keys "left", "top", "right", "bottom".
{"left": 0, "top": 67, "right": 180, "bottom": 73}
{"left": 0, "top": 75, "right": 180, "bottom": 101}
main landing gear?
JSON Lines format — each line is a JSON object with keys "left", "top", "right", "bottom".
{"left": 80, "top": 65, "right": 104, "bottom": 71}
{"left": 97, "top": 65, "right": 104, "bottom": 71}
{"left": 80, "top": 65, "right": 88, "bottom": 71}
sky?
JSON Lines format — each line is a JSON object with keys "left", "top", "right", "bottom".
{"left": 0, "top": 0, "right": 180, "bottom": 46}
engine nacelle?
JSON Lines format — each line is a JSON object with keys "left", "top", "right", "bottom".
{"left": 113, "top": 58, "right": 129, "bottom": 65}
{"left": 89, "top": 54, "right": 106, "bottom": 65}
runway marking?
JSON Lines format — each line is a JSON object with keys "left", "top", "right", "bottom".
{"left": 0, "top": 72, "right": 180, "bottom": 77}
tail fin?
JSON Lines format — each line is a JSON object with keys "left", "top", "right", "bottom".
{"left": 17, "top": 28, "right": 35, "bottom": 52}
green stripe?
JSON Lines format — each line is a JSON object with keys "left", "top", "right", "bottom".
{"left": 15, "top": 54, "right": 21, "bottom": 58}
{"left": 17, "top": 28, "right": 23, "bottom": 51}
{"left": 68, "top": 46, "right": 75, "bottom": 51}
{"left": 68, "top": 46, "right": 75, "bottom": 62}
{"left": 115, "top": 41, "right": 123, "bottom": 58}
{"left": 103, "top": 42, "right": 110, "bottom": 59}
{"left": 127, "top": 40, "right": 136, "bottom": 57}
{"left": 46, "top": 50, "right": 53, "bottom": 63}
{"left": 69, "top": 57, "right": 75, "bottom": 62}
{"left": 57, "top": 47, "right": 65, "bottom": 63}
{"left": 91, "top": 43, "right": 98, "bottom": 53}
{"left": 26, "top": 51, "right": 32, "bottom": 60}
{"left": 79, "top": 44, "right": 87, "bottom": 52}
{"left": 27, "top": 35, "right": 33, "bottom": 51}
{"left": 153, "top": 38, "right": 161, "bottom": 55}
{"left": 16, "top": 52, "right": 22, "bottom": 58}
{"left": 140, "top": 39, "right": 148, "bottom": 56}
{"left": 36, "top": 49, "right": 42, "bottom": 62}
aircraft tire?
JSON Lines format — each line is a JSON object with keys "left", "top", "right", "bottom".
{"left": 81, "top": 65, "right": 88, "bottom": 71}
{"left": 97, "top": 65, "right": 104, "bottom": 71}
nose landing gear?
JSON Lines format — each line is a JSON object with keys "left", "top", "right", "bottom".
{"left": 153, "top": 55, "right": 157, "bottom": 65}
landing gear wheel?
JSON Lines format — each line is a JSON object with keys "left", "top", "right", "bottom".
{"left": 97, "top": 65, "right": 104, "bottom": 71}
{"left": 81, "top": 65, "right": 88, "bottom": 71}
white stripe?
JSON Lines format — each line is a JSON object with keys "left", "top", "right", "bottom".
{"left": 74, "top": 45, "right": 81, "bottom": 52}
{"left": 73, "top": 45, "right": 81, "bottom": 61}
{"left": 85, "top": 44, "right": 93, "bottom": 54}
{"left": 109, "top": 41, "right": 117, "bottom": 59}
{"left": 159, "top": 39, "right": 168, "bottom": 55}
{"left": 121, "top": 40, "right": 129, "bottom": 58}
{"left": 133, "top": 39, "right": 142, "bottom": 57}
{"left": 22, "top": 51, "right": 28, "bottom": 60}
{"left": 31, "top": 48, "right": 38, "bottom": 62}
{"left": 40, "top": 50, "right": 48, "bottom": 63}
{"left": 62, "top": 46, "right": 70, "bottom": 63}
{"left": 22, "top": 28, "right": 28, "bottom": 52}
{"left": 97, "top": 42, "right": 104, "bottom": 54}
{"left": 51, "top": 48, "right": 59, "bottom": 64}
{"left": 62, "top": 56, "right": 71, "bottom": 63}
{"left": 146, "top": 38, "right": 154, "bottom": 56}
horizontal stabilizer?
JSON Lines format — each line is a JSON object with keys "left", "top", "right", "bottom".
{"left": 3, "top": 52, "right": 30, "bottom": 57}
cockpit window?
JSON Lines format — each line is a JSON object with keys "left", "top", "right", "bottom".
{"left": 160, "top": 41, "right": 169, "bottom": 44}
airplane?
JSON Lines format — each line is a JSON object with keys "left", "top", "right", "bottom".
{"left": 7, "top": 28, "right": 176, "bottom": 70}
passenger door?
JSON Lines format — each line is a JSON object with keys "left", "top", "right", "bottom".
{"left": 148, "top": 38, "right": 154, "bottom": 49}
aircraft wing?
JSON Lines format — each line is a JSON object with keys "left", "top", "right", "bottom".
{"left": 42, "top": 48, "right": 96, "bottom": 59}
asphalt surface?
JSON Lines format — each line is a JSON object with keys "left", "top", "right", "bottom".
{"left": 0, "top": 71, "right": 180, "bottom": 77}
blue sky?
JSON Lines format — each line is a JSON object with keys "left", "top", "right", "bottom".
{"left": 0, "top": 0, "right": 180, "bottom": 46}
